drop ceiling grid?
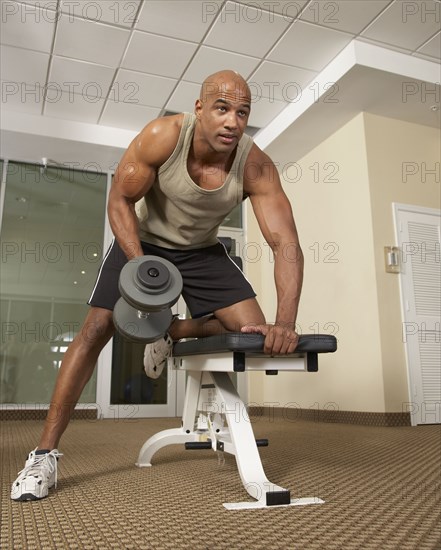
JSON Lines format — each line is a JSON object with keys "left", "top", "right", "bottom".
{"left": 0, "top": 0, "right": 440, "bottom": 132}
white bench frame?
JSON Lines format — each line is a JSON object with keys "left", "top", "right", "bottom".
{"left": 136, "top": 351, "right": 325, "bottom": 510}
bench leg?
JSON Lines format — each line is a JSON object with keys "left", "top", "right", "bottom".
{"left": 136, "top": 371, "right": 203, "bottom": 466}
{"left": 136, "top": 369, "right": 324, "bottom": 509}
{"left": 209, "top": 372, "right": 323, "bottom": 510}
{"left": 135, "top": 428, "right": 198, "bottom": 467}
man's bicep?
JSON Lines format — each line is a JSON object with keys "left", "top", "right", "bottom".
{"left": 246, "top": 155, "right": 298, "bottom": 243}
{"left": 112, "top": 140, "right": 157, "bottom": 203}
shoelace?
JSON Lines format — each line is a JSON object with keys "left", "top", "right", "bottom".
{"left": 18, "top": 451, "right": 63, "bottom": 488}
{"left": 152, "top": 338, "right": 172, "bottom": 364}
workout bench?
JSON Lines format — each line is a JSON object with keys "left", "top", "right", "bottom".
{"left": 136, "top": 332, "right": 337, "bottom": 510}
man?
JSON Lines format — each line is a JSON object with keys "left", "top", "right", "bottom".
{"left": 11, "top": 70, "right": 303, "bottom": 501}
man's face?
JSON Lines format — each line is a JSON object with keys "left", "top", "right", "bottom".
{"left": 195, "top": 79, "right": 251, "bottom": 154}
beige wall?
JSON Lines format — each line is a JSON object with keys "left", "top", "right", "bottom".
{"left": 364, "top": 114, "right": 440, "bottom": 411}
{"left": 245, "top": 112, "right": 440, "bottom": 413}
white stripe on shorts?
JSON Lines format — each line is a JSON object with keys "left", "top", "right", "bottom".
{"left": 87, "top": 237, "right": 116, "bottom": 305}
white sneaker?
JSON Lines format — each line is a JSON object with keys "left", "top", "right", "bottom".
{"left": 11, "top": 448, "right": 63, "bottom": 501}
{"left": 143, "top": 334, "right": 173, "bottom": 379}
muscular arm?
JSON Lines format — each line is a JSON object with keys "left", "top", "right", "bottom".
{"left": 108, "top": 115, "right": 182, "bottom": 260}
{"left": 243, "top": 145, "right": 304, "bottom": 351}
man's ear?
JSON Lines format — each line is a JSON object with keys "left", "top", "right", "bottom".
{"left": 194, "top": 99, "right": 203, "bottom": 119}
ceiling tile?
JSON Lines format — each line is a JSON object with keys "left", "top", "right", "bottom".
{"left": 238, "top": 0, "right": 308, "bottom": 19}
{"left": 122, "top": 31, "right": 198, "bottom": 78}
{"left": 59, "top": 0, "right": 141, "bottom": 28}
{"left": 0, "top": 0, "right": 56, "bottom": 52}
{"left": 100, "top": 101, "right": 160, "bottom": 131}
{"left": 204, "top": 1, "right": 291, "bottom": 57}
{"left": 249, "top": 61, "right": 317, "bottom": 102}
{"left": 268, "top": 20, "right": 353, "bottom": 71}
{"left": 136, "top": 0, "right": 223, "bottom": 42}
{"left": 417, "top": 31, "right": 441, "bottom": 59}
{"left": 1, "top": 45, "right": 49, "bottom": 85}
{"left": 44, "top": 90, "right": 105, "bottom": 123}
{"left": 301, "top": 0, "right": 392, "bottom": 34}
{"left": 362, "top": 0, "right": 441, "bottom": 51}
{"left": 248, "top": 95, "right": 287, "bottom": 127}
{"left": 1, "top": 81, "right": 43, "bottom": 115}
{"left": 49, "top": 57, "right": 116, "bottom": 99}
{"left": 183, "top": 46, "right": 260, "bottom": 83}
{"left": 112, "top": 70, "right": 177, "bottom": 107}
{"left": 165, "top": 81, "right": 200, "bottom": 113}
{"left": 54, "top": 14, "right": 130, "bottom": 66}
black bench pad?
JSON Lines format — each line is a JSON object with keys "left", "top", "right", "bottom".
{"left": 173, "top": 333, "right": 337, "bottom": 357}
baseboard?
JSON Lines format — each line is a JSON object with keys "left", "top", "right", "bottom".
{"left": 248, "top": 406, "right": 411, "bottom": 427}
{"left": 0, "top": 407, "right": 411, "bottom": 427}
{"left": 0, "top": 408, "right": 98, "bottom": 421}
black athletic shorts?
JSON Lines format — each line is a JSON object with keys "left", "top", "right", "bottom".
{"left": 88, "top": 239, "right": 256, "bottom": 318}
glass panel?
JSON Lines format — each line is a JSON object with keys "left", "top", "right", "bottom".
{"left": 111, "top": 333, "right": 168, "bottom": 405}
{"left": 0, "top": 162, "right": 107, "bottom": 404}
{"left": 221, "top": 203, "right": 242, "bottom": 228}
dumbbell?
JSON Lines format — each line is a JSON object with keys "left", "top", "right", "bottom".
{"left": 113, "top": 255, "right": 183, "bottom": 343}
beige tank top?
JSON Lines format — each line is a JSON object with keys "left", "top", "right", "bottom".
{"left": 136, "top": 112, "right": 254, "bottom": 249}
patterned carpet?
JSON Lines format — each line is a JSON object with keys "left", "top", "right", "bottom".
{"left": 1, "top": 416, "right": 440, "bottom": 550}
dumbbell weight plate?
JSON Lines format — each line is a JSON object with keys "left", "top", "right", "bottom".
{"left": 113, "top": 297, "right": 172, "bottom": 343}
{"left": 119, "top": 255, "right": 183, "bottom": 312}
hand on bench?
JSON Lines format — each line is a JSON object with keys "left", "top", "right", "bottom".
{"left": 241, "top": 323, "right": 299, "bottom": 355}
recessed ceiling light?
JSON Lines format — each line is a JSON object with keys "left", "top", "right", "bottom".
{"left": 16, "top": 196, "right": 28, "bottom": 203}
{"left": 81, "top": 270, "right": 86, "bottom": 275}
{"left": 73, "top": 281, "right": 78, "bottom": 285}
{"left": 430, "top": 105, "right": 439, "bottom": 112}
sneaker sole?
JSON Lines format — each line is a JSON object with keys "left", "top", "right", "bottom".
{"left": 12, "top": 492, "right": 47, "bottom": 501}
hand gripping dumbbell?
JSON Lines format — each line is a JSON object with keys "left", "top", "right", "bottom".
{"left": 113, "top": 255, "right": 183, "bottom": 342}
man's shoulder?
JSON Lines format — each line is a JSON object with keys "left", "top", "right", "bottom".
{"left": 243, "top": 142, "right": 280, "bottom": 195}
{"left": 146, "top": 112, "right": 186, "bottom": 140}
{"left": 136, "top": 113, "right": 188, "bottom": 167}
{"left": 244, "top": 141, "right": 272, "bottom": 167}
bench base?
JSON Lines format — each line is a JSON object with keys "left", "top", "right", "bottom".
{"left": 136, "top": 356, "right": 325, "bottom": 510}
{"left": 224, "top": 497, "right": 324, "bottom": 511}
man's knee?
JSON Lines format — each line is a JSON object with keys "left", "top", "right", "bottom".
{"left": 215, "top": 298, "right": 265, "bottom": 332}
{"left": 78, "top": 308, "right": 114, "bottom": 347}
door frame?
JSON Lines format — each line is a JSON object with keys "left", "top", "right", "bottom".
{"left": 393, "top": 202, "right": 441, "bottom": 425}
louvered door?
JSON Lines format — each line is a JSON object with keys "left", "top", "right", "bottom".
{"left": 394, "top": 204, "right": 441, "bottom": 425}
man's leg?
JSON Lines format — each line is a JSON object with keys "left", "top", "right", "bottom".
{"left": 169, "top": 298, "right": 265, "bottom": 341}
{"left": 143, "top": 298, "right": 264, "bottom": 379}
{"left": 38, "top": 307, "right": 115, "bottom": 450}
{"left": 214, "top": 297, "right": 266, "bottom": 331}
{"left": 169, "top": 298, "right": 265, "bottom": 340}
{"left": 12, "top": 306, "right": 114, "bottom": 501}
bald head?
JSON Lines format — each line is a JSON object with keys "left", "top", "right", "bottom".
{"left": 193, "top": 70, "right": 251, "bottom": 152}
{"left": 200, "top": 70, "right": 251, "bottom": 104}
